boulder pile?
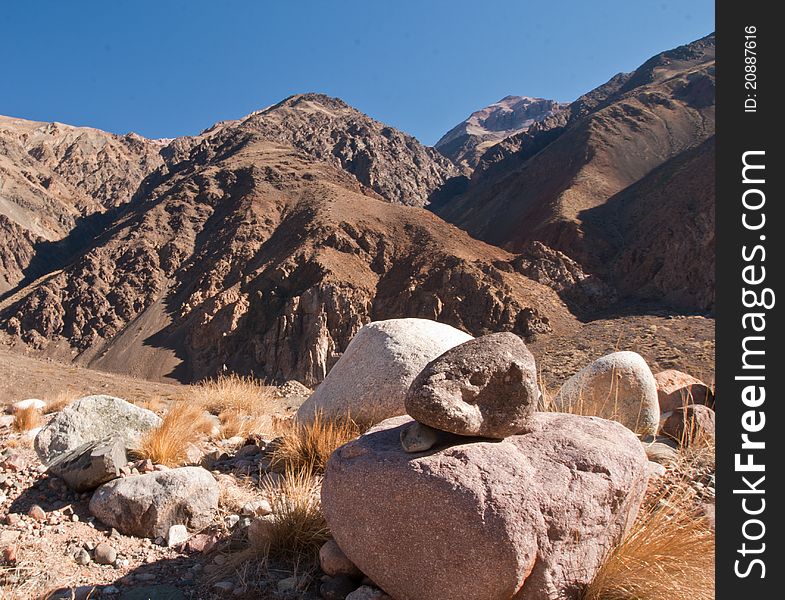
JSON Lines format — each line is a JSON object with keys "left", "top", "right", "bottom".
{"left": 322, "top": 332, "right": 652, "bottom": 600}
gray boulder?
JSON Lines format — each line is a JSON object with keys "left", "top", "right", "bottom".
{"left": 405, "top": 332, "right": 538, "bottom": 438}
{"left": 552, "top": 351, "right": 659, "bottom": 435}
{"left": 297, "top": 319, "right": 472, "bottom": 426}
{"left": 89, "top": 467, "right": 219, "bottom": 538}
{"left": 35, "top": 395, "right": 161, "bottom": 464}
{"left": 322, "top": 413, "right": 648, "bottom": 600}
{"left": 47, "top": 436, "right": 127, "bottom": 492}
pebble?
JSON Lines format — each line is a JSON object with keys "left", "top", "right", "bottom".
{"left": 94, "top": 542, "right": 117, "bottom": 565}
{"left": 278, "top": 576, "right": 299, "bottom": 593}
{"left": 225, "top": 514, "right": 240, "bottom": 528}
{"left": 74, "top": 548, "right": 91, "bottom": 565}
{"left": 28, "top": 504, "right": 46, "bottom": 521}
{"left": 213, "top": 581, "right": 235, "bottom": 593}
{"left": 167, "top": 524, "right": 189, "bottom": 547}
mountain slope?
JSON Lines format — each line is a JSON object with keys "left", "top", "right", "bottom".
{"left": 433, "top": 34, "right": 715, "bottom": 309}
{"left": 435, "top": 96, "right": 565, "bottom": 171}
{"left": 0, "top": 116, "right": 165, "bottom": 294}
{"left": 1, "top": 119, "right": 576, "bottom": 385}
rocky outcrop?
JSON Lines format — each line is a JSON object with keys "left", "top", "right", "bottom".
{"left": 322, "top": 413, "right": 649, "bottom": 600}
{"left": 553, "top": 351, "right": 660, "bottom": 435}
{"left": 89, "top": 467, "right": 220, "bottom": 538}
{"left": 435, "top": 96, "right": 565, "bottom": 171}
{"left": 404, "top": 332, "right": 538, "bottom": 438}
{"left": 0, "top": 116, "right": 165, "bottom": 295}
{"left": 34, "top": 395, "right": 161, "bottom": 464}
{"left": 297, "top": 319, "right": 473, "bottom": 424}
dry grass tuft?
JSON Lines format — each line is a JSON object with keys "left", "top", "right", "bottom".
{"left": 209, "top": 466, "right": 329, "bottom": 584}
{"left": 132, "top": 402, "right": 211, "bottom": 467}
{"left": 218, "top": 409, "right": 270, "bottom": 440}
{"left": 190, "top": 373, "right": 276, "bottom": 417}
{"left": 583, "top": 483, "right": 714, "bottom": 600}
{"left": 134, "top": 395, "right": 169, "bottom": 415}
{"left": 255, "top": 465, "right": 330, "bottom": 566}
{"left": 270, "top": 413, "right": 362, "bottom": 474}
{"left": 12, "top": 406, "right": 41, "bottom": 433}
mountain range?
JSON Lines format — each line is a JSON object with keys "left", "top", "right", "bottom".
{"left": 0, "top": 34, "right": 715, "bottom": 385}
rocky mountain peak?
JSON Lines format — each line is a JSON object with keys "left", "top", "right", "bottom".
{"left": 435, "top": 95, "right": 565, "bottom": 171}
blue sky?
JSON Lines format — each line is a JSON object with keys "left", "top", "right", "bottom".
{"left": 1, "top": 1, "right": 714, "bottom": 145}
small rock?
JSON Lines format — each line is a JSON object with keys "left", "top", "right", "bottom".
{"left": 248, "top": 514, "right": 276, "bottom": 548}
{"left": 213, "top": 581, "right": 235, "bottom": 593}
{"left": 646, "top": 461, "right": 667, "bottom": 479}
{"left": 399, "top": 421, "right": 440, "bottom": 453}
{"left": 185, "top": 532, "right": 219, "bottom": 553}
{"left": 277, "top": 576, "right": 299, "bottom": 594}
{"left": 241, "top": 499, "right": 272, "bottom": 516}
{"left": 119, "top": 585, "right": 186, "bottom": 600}
{"left": 225, "top": 514, "right": 240, "bottom": 528}
{"left": 346, "top": 586, "right": 392, "bottom": 600}
{"left": 184, "top": 444, "right": 204, "bottom": 465}
{"left": 320, "top": 575, "right": 359, "bottom": 600}
{"left": 12, "top": 399, "right": 46, "bottom": 412}
{"left": 641, "top": 438, "right": 680, "bottom": 465}
{"left": 320, "top": 539, "right": 363, "bottom": 578}
{"left": 236, "top": 444, "right": 261, "bottom": 458}
{"left": 654, "top": 369, "right": 715, "bottom": 412}
{"left": 94, "top": 542, "right": 117, "bottom": 565}
{"left": 74, "top": 548, "right": 91, "bottom": 565}
{"left": 2, "top": 545, "right": 17, "bottom": 563}
{"left": 662, "top": 404, "right": 715, "bottom": 447}
{"left": 47, "top": 436, "right": 128, "bottom": 492}
{"left": 28, "top": 504, "right": 46, "bottom": 521}
{"left": 167, "top": 524, "right": 189, "bottom": 547}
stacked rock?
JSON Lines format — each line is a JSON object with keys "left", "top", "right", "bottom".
{"left": 400, "top": 332, "right": 539, "bottom": 451}
{"left": 321, "top": 333, "right": 650, "bottom": 600}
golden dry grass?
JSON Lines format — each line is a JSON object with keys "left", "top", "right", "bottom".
{"left": 583, "top": 483, "right": 714, "bottom": 600}
{"left": 12, "top": 406, "right": 41, "bottom": 433}
{"left": 210, "top": 465, "right": 329, "bottom": 583}
{"left": 190, "top": 373, "right": 276, "bottom": 417}
{"left": 133, "top": 395, "right": 169, "bottom": 415}
{"left": 217, "top": 409, "right": 271, "bottom": 440}
{"left": 257, "top": 465, "right": 330, "bottom": 564}
{"left": 270, "top": 413, "right": 362, "bottom": 474}
{"left": 131, "top": 402, "right": 212, "bottom": 467}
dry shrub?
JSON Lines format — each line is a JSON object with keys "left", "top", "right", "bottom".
{"left": 132, "top": 402, "right": 211, "bottom": 467}
{"left": 254, "top": 465, "right": 330, "bottom": 566}
{"left": 270, "top": 413, "right": 362, "bottom": 474}
{"left": 191, "top": 373, "right": 275, "bottom": 417}
{"left": 583, "top": 483, "right": 714, "bottom": 600}
{"left": 12, "top": 406, "right": 41, "bottom": 433}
